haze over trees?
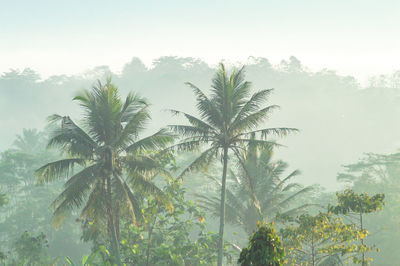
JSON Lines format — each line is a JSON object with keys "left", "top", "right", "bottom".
{"left": 1, "top": 56, "right": 399, "bottom": 188}
{"left": 0, "top": 57, "right": 398, "bottom": 265}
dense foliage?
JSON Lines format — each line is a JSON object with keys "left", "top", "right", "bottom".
{"left": 118, "top": 179, "right": 233, "bottom": 265}
{"left": 280, "top": 190, "right": 384, "bottom": 265}
{"left": 239, "top": 222, "right": 285, "bottom": 266}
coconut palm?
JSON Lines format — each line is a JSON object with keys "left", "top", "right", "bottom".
{"left": 197, "top": 140, "right": 314, "bottom": 236}
{"left": 36, "top": 80, "right": 174, "bottom": 265}
{"left": 169, "top": 64, "right": 297, "bottom": 265}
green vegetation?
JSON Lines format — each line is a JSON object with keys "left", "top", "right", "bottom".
{"left": 336, "top": 153, "right": 400, "bottom": 263}
{"left": 169, "top": 64, "right": 296, "bottom": 265}
{"left": 239, "top": 222, "right": 285, "bottom": 266}
{"left": 118, "top": 179, "right": 233, "bottom": 265}
{"left": 10, "top": 231, "right": 57, "bottom": 265}
{"left": 197, "top": 140, "right": 313, "bottom": 236}
{"left": 328, "top": 190, "right": 384, "bottom": 265}
{"left": 36, "top": 80, "right": 174, "bottom": 265}
{"left": 0, "top": 193, "right": 7, "bottom": 207}
{"left": 0, "top": 62, "right": 395, "bottom": 265}
{"left": 280, "top": 190, "right": 384, "bottom": 265}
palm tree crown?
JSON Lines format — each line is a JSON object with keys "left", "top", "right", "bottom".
{"left": 170, "top": 64, "right": 297, "bottom": 174}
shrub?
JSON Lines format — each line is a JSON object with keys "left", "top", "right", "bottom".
{"left": 239, "top": 222, "right": 285, "bottom": 266}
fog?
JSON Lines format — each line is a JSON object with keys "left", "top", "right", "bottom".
{"left": 1, "top": 56, "right": 399, "bottom": 188}
{"left": 1, "top": 2, "right": 400, "bottom": 265}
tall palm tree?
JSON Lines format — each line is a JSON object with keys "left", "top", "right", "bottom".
{"left": 197, "top": 140, "right": 314, "bottom": 236}
{"left": 36, "top": 80, "right": 174, "bottom": 265}
{"left": 169, "top": 64, "right": 297, "bottom": 265}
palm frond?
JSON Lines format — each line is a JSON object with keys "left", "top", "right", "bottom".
{"left": 74, "top": 81, "right": 124, "bottom": 144}
{"left": 178, "top": 147, "right": 216, "bottom": 178}
{"left": 124, "top": 155, "right": 161, "bottom": 179}
{"left": 240, "top": 127, "right": 299, "bottom": 139}
{"left": 115, "top": 106, "right": 150, "bottom": 148}
{"left": 165, "top": 138, "right": 209, "bottom": 152}
{"left": 131, "top": 175, "right": 173, "bottom": 211}
{"left": 51, "top": 164, "right": 100, "bottom": 221}
{"left": 168, "top": 109, "right": 216, "bottom": 132}
{"left": 234, "top": 139, "right": 284, "bottom": 150}
{"left": 185, "top": 82, "right": 223, "bottom": 128}
{"left": 125, "top": 128, "right": 175, "bottom": 153}
{"left": 47, "top": 116, "right": 97, "bottom": 158}
{"left": 78, "top": 180, "right": 107, "bottom": 228}
{"left": 168, "top": 124, "right": 212, "bottom": 138}
{"left": 232, "top": 89, "right": 273, "bottom": 124}
{"left": 232, "top": 148, "right": 262, "bottom": 214}
{"left": 277, "top": 170, "right": 302, "bottom": 188}
{"left": 281, "top": 183, "right": 302, "bottom": 192}
{"left": 36, "top": 158, "right": 86, "bottom": 184}
{"left": 278, "top": 186, "right": 315, "bottom": 207}
{"left": 120, "top": 92, "right": 149, "bottom": 123}
{"left": 231, "top": 105, "right": 281, "bottom": 132}
{"left": 113, "top": 176, "right": 143, "bottom": 224}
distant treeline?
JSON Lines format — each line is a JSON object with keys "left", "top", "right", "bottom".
{"left": 1, "top": 56, "right": 400, "bottom": 187}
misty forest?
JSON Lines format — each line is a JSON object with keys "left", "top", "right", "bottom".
{"left": 0, "top": 56, "right": 399, "bottom": 266}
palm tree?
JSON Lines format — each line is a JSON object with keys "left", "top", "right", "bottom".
{"left": 36, "top": 80, "right": 174, "bottom": 265}
{"left": 13, "top": 128, "right": 45, "bottom": 154}
{"left": 169, "top": 64, "right": 297, "bottom": 266}
{"left": 197, "top": 140, "right": 314, "bottom": 236}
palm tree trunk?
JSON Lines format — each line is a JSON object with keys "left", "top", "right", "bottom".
{"left": 218, "top": 146, "right": 229, "bottom": 266}
{"left": 145, "top": 216, "right": 157, "bottom": 266}
{"left": 116, "top": 206, "right": 120, "bottom": 241}
{"left": 360, "top": 212, "right": 365, "bottom": 266}
{"left": 106, "top": 175, "right": 122, "bottom": 266}
{"left": 311, "top": 231, "right": 315, "bottom": 266}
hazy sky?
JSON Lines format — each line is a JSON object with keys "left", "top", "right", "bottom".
{"left": 1, "top": 0, "right": 399, "bottom": 83}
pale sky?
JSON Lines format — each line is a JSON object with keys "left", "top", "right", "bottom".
{"left": 1, "top": 0, "right": 399, "bottom": 84}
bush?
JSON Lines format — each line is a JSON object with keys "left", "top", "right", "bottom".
{"left": 238, "top": 222, "right": 285, "bottom": 266}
